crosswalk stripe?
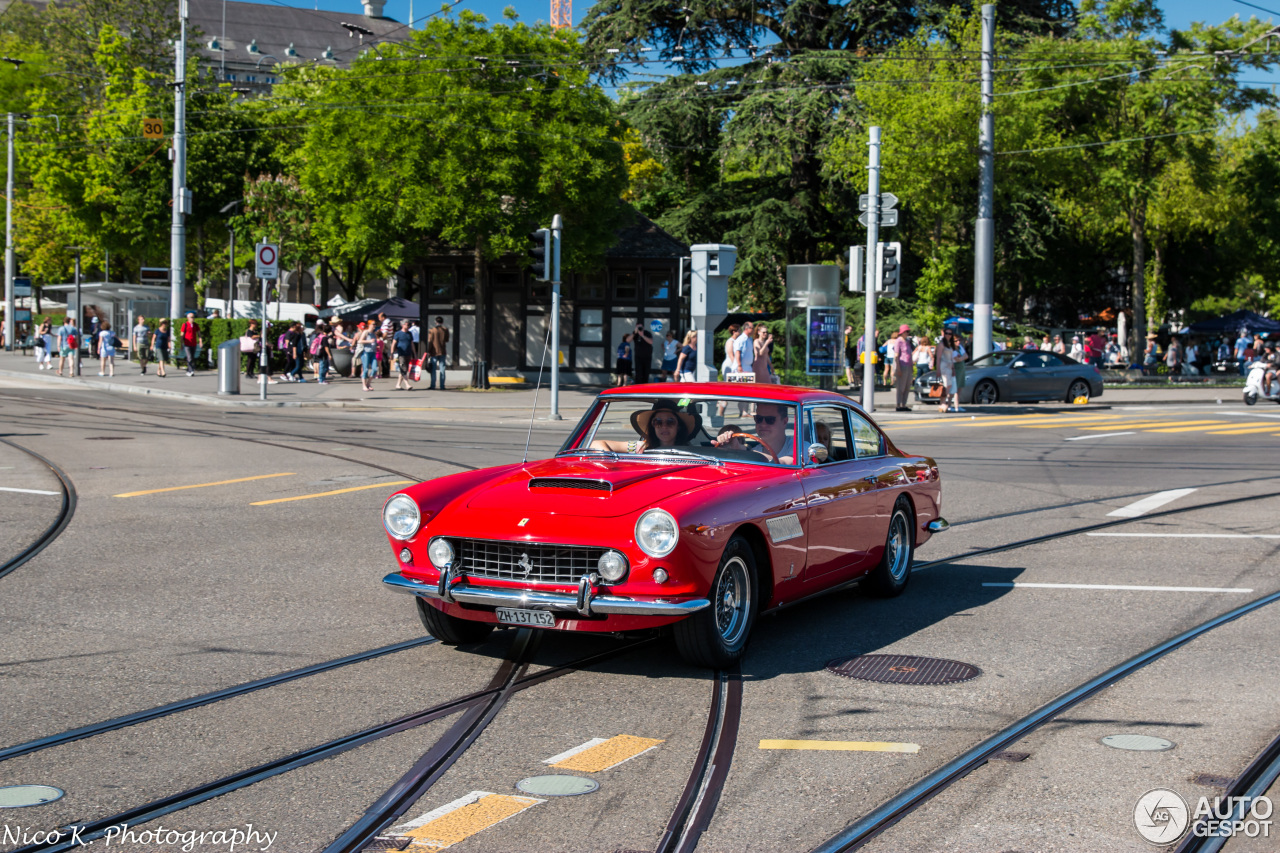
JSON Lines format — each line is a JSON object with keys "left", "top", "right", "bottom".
{"left": 1204, "top": 425, "right": 1280, "bottom": 435}
{"left": 390, "top": 791, "right": 542, "bottom": 851}
{"left": 1143, "top": 423, "right": 1239, "bottom": 433}
{"left": 1107, "top": 488, "right": 1196, "bottom": 518}
{"left": 548, "top": 734, "right": 664, "bottom": 772}
{"left": 1077, "top": 420, "right": 1228, "bottom": 431}
{"left": 759, "top": 739, "right": 920, "bottom": 753}
{"left": 965, "top": 416, "right": 1124, "bottom": 428}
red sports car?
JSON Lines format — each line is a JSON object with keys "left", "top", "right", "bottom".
{"left": 382, "top": 383, "right": 947, "bottom": 667}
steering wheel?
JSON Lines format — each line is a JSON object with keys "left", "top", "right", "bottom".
{"left": 721, "top": 432, "right": 779, "bottom": 463}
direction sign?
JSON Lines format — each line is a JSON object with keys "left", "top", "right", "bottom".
{"left": 858, "top": 209, "right": 898, "bottom": 228}
{"left": 13, "top": 277, "right": 31, "bottom": 297}
{"left": 255, "top": 242, "right": 279, "bottom": 279}
{"left": 858, "top": 192, "right": 899, "bottom": 212}
{"left": 142, "top": 118, "right": 165, "bottom": 139}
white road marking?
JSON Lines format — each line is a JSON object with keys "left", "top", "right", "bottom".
{"left": 983, "top": 582, "right": 1252, "bottom": 593}
{"left": 0, "top": 486, "right": 59, "bottom": 495}
{"left": 1106, "top": 488, "right": 1197, "bottom": 518}
{"left": 1087, "top": 532, "right": 1280, "bottom": 539}
{"left": 542, "top": 738, "right": 608, "bottom": 765}
{"left": 1065, "top": 432, "right": 1136, "bottom": 441}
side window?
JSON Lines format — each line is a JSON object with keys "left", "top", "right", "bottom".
{"left": 805, "top": 406, "right": 853, "bottom": 464}
{"left": 848, "top": 410, "right": 884, "bottom": 458}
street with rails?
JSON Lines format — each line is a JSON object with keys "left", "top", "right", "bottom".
{"left": 1, "top": 365, "right": 1278, "bottom": 853}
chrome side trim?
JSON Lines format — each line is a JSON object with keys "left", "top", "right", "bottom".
{"left": 383, "top": 573, "right": 709, "bottom": 616}
{"left": 927, "top": 518, "right": 950, "bottom": 533}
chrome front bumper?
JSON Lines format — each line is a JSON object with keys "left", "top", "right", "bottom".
{"left": 383, "top": 572, "right": 710, "bottom": 618}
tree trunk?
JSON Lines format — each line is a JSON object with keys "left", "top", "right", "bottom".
{"left": 473, "top": 235, "right": 488, "bottom": 386}
{"left": 1129, "top": 199, "right": 1147, "bottom": 363}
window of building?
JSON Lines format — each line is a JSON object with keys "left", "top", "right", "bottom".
{"left": 460, "top": 272, "right": 476, "bottom": 299}
{"left": 529, "top": 279, "right": 550, "bottom": 301}
{"left": 577, "top": 272, "right": 606, "bottom": 301}
{"left": 613, "top": 272, "right": 638, "bottom": 301}
{"left": 429, "top": 268, "right": 453, "bottom": 299}
{"left": 645, "top": 271, "right": 671, "bottom": 301}
{"left": 247, "top": 75, "right": 256, "bottom": 83}
{"left": 579, "top": 308, "right": 603, "bottom": 342}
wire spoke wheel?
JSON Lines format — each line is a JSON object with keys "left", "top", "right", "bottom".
{"left": 715, "top": 556, "right": 751, "bottom": 645}
{"left": 885, "top": 512, "right": 910, "bottom": 583}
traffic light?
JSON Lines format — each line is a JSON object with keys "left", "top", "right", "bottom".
{"left": 528, "top": 228, "right": 550, "bottom": 280}
{"left": 877, "top": 241, "right": 901, "bottom": 298}
{"left": 679, "top": 256, "right": 692, "bottom": 296}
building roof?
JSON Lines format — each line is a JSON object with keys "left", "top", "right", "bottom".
{"left": 190, "top": 0, "right": 407, "bottom": 72}
{"left": 606, "top": 210, "right": 689, "bottom": 260}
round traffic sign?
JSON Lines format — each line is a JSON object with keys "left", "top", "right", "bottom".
{"left": 257, "top": 245, "right": 276, "bottom": 266}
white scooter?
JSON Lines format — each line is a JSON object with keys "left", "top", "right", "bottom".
{"left": 1243, "top": 360, "right": 1280, "bottom": 405}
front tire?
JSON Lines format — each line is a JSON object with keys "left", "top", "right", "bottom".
{"left": 973, "top": 380, "right": 999, "bottom": 405}
{"left": 416, "top": 596, "right": 494, "bottom": 645}
{"left": 866, "top": 500, "right": 914, "bottom": 598}
{"left": 1244, "top": 391, "right": 1258, "bottom": 406}
{"left": 1065, "top": 379, "right": 1091, "bottom": 403}
{"left": 674, "top": 536, "right": 758, "bottom": 668}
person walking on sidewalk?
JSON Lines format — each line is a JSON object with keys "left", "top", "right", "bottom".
{"left": 95, "top": 321, "right": 117, "bottom": 376}
{"left": 179, "top": 313, "right": 201, "bottom": 377}
{"left": 56, "top": 316, "right": 76, "bottom": 376}
{"left": 35, "top": 318, "right": 53, "bottom": 370}
{"left": 151, "top": 320, "right": 171, "bottom": 377}
{"left": 633, "top": 323, "right": 654, "bottom": 384}
{"left": 354, "top": 322, "right": 377, "bottom": 392}
{"left": 426, "top": 316, "right": 449, "bottom": 390}
{"left": 132, "top": 316, "right": 150, "bottom": 374}
{"left": 314, "top": 324, "right": 334, "bottom": 385}
{"left": 393, "top": 320, "right": 415, "bottom": 391}
{"left": 893, "top": 323, "right": 913, "bottom": 410}
{"left": 244, "top": 320, "right": 262, "bottom": 379}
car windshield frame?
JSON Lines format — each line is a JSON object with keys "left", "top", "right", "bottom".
{"left": 971, "top": 351, "right": 1021, "bottom": 367}
{"left": 557, "top": 393, "right": 802, "bottom": 468}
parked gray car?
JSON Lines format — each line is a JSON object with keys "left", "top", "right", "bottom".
{"left": 913, "top": 350, "right": 1105, "bottom": 404}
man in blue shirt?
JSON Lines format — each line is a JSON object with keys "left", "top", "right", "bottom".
{"left": 733, "top": 321, "right": 755, "bottom": 374}
{"left": 393, "top": 320, "right": 416, "bottom": 391}
{"left": 1234, "top": 331, "right": 1251, "bottom": 375}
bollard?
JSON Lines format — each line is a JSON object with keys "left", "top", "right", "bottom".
{"left": 217, "top": 339, "right": 241, "bottom": 395}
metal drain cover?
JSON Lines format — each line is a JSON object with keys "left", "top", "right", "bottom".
{"left": 1101, "top": 734, "right": 1175, "bottom": 752}
{"left": 825, "top": 654, "right": 981, "bottom": 685}
{"left": 515, "top": 775, "right": 599, "bottom": 797}
{"left": 0, "top": 785, "right": 65, "bottom": 807}
{"left": 84, "top": 436, "right": 133, "bottom": 441}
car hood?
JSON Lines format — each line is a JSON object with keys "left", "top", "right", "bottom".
{"left": 464, "top": 456, "right": 733, "bottom": 518}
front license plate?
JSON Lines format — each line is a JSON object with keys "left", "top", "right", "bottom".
{"left": 496, "top": 607, "right": 555, "bottom": 627}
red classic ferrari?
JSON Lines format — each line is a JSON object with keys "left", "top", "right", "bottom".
{"left": 382, "top": 383, "right": 947, "bottom": 667}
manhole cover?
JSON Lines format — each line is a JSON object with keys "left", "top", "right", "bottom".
{"left": 515, "top": 775, "right": 599, "bottom": 797}
{"left": 825, "top": 654, "right": 981, "bottom": 685}
{"left": 336, "top": 429, "right": 376, "bottom": 433}
{"left": 1101, "top": 734, "right": 1175, "bottom": 752}
{"left": 84, "top": 436, "right": 133, "bottom": 441}
{"left": 362, "top": 839, "right": 410, "bottom": 851}
{"left": 0, "top": 785, "right": 65, "bottom": 807}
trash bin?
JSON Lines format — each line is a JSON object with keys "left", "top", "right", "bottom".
{"left": 217, "top": 340, "right": 241, "bottom": 395}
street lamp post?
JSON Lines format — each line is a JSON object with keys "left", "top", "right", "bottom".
{"left": 67, "top": 246, "right": 85, "bottom": 376}
{"left": 220, "top": 199, "right": 242, "bottom": 319}
{"left": 4, "top": 112, "right": 14, "bottom": 352}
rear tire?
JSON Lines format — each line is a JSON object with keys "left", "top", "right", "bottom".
{"left": 1065, "top": 379, "right": 1091, "bottom": 403}
{"left": 973, "top": 380, "right": 999, "bottom": 405}
{"left": 674, "top": 536, "right": 758, "bottom": 668}
{"left": 866, "top": 499, "right": 914, "bottom": 598}
{"left": 415, "top": 596, "right": 494, "bottom": 645}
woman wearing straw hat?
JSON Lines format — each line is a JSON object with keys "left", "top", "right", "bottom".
{"left": 590, "top": 400, "right": 701, "bottom": 453}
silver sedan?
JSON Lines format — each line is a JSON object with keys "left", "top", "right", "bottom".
{"left": 913, "top": 350, "right": 1105, "bottom": 405}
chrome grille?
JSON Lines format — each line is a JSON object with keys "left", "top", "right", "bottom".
{"left": 454, "top": 539, "right": 607, "bottom": 585}
{"left": 528, "top": 478, "right": 612, "bottom": 492}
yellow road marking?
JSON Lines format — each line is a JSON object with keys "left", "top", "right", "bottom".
{"left": 759, "top": 739, "right": 920, "bottom": 753}
{"left": 1143, "top": 423, "right": 1239, "bottom": 433}
{"left": 250, "top": 480, "right": 413, "bottom": 505}
{"left": 400, "top": 794, "right": 540, "bottom": 851}
{"left": 1078, "top": 420, "right": 1229, "bottom": 431}
{"left": 115, "top": 472, "right": 295, "bottom": 498}
{"left": 550, "top": 734, "right": 665, "bottom": 772}
{"left": 1203, "top": 425, "right": 1280, "bottom": 435}
{"left": 958, "top": 415, "right": 1125, "bottom": 427}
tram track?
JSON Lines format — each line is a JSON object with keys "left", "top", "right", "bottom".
{"left": 11, "top": 634, "right": 656, "bottom": 853}
{"left": 0, "top": 437, "right": 77, "bottom": 581}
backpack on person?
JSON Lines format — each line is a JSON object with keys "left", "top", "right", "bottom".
{"left": 309, "top": 334, "right": 324, "bottom": 356}
{"left": 277, "top": 333, "right": 288, "bottom": 351}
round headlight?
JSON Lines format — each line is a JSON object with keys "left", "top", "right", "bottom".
{"left": 597, "top": 550, "right": 628, "bottom": 583}
{"left": 383, "top": 495, "right": 420, "bottom": 540}
{"left": 428, "top": 537, "right": 455, "bottom": 569}
{"left": 635, "top": 509, "right": 679, "bottom": 558}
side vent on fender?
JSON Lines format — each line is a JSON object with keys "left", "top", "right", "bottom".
{"left": 528, "top": 478, "right": 613, "bottom": 493}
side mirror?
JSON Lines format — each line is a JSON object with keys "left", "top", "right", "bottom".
{"left": 807, "top": 443, "right": 829, "bottom": 464}
{"left": 1010, "top": 361, "right": 1026, "bottom": 369}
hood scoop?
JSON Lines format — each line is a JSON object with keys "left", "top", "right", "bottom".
{"left": 528, "top": 477, "right": 613, "bottom": 493}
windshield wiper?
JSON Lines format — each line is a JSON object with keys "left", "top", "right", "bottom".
{"left": 557, "top": 448, "right": 619, "bottom": 460}
{"left": 645, "top": 448, "right": 720, "bottom": 463}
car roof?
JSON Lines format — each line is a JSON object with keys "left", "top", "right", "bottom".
{"left": 598, "top": 382, "right": 862, "bottom": 408}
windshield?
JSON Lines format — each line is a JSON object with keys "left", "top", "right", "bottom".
{"left": 562, "top": 394, "right": 799, "bottom": 466}
{"left": 971, "top": 351, "right": 1021, "bottom": 367}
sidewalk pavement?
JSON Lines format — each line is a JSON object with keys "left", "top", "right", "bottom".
{"left": 0, "top": 350, "right": 1248, "bottom": 421}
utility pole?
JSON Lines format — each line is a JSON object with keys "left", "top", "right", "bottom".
{"left": 170, "top": 0, "right": 189, "bottom": 320}
{"left": 71, "top": 247, "right": 83, "bottom": 376}
{"left": 861, "top": 126, "right": 881, "bottom": 414}
{"left": 4, "top": 113, "right": 14, "bottom": 352}
{"left": 549, "top": 213, "right": 562, "bottom": 420}
{"left": 973, "top": 3, "right": 996, "bottom": 359}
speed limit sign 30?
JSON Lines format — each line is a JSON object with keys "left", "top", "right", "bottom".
{"left": 255, "top": 242, "right": 279, "bottom": 279}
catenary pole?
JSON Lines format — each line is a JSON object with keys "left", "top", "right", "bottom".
{"left": 4, "top": 113, "right": 14, "bottom": 352}
{"left": 73, "top": 250, "right": 82, "bottom": 376}
{"left": 973, "top": 3, "right": 996, "bottom": 359}
{"left": 862, "top": 126, "right": 881, "bottom": 414}
{"left": 549, "top": 213, "right": 562, "bottom": 420}
{"left": 170, "top": 0, "right": 189, "bottom": 320}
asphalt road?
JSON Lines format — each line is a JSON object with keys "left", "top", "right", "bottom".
{"left": 0, "top": 385, "right": 1277, "bottom": 853}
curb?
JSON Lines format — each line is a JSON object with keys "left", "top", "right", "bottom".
{"left": 0, "top": 369, "right": 349, "bottom": 408}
